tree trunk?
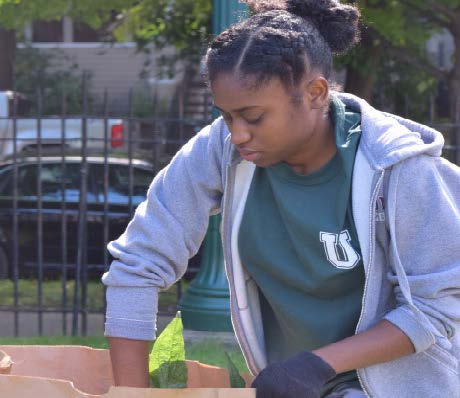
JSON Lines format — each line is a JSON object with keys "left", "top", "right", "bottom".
{"left": 344, "top": 28, "right": 384, "bottom": 103}
{"left": 0, "top": 28, "right": 16, "bottom": 91}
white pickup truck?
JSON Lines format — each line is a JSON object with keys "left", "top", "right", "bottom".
{"left": 0, "top": 91, "right": 125, "bottom": 159}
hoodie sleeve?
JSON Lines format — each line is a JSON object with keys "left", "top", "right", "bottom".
{"left": 384, "top": 155, "right": 460, "bottom": 353}
{"left": 101, "top": 119, "right": 228, "bottom": 340}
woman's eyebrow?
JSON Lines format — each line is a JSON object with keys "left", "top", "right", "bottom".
{"left": 214, "top": 104, "right": 262, "bottom": 113}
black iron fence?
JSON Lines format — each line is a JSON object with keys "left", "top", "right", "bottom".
{"left": 0, "top": 88, "right": 458, "bottom": 338}
{"left": 0, "top": 89, "right": 211, "bottom": 337}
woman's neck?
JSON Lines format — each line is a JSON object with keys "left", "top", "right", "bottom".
{"left": 288, "top": 113, "right": 336, "bottom": 175}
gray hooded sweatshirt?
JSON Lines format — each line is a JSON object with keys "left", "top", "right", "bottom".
{"left": 102, "top": 93, "right": 460, "bottom": 397}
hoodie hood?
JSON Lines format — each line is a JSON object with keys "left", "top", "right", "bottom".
{"left": 336, "top": 92, "right": 444, "bottom": 170}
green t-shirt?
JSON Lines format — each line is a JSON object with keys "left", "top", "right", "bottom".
{"left": 239, "top": 96, "right": 364, "bottom": 394}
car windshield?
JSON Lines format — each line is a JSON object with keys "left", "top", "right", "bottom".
{"left": 92, "top": 163, "right": 153, "bottom": 205}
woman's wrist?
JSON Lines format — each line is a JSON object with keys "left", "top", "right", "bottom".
{"left": 108, "top": 337, "right": 151, "bottom": 387}
{"left": 313, "top": 320, "right": 415, "bottom": 375}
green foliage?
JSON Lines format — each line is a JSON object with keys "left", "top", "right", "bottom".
{"left": 225, "top": 351, "right": 246, "bottom": 388}
{"left": 341, "top": 0, "right": 437, "bottom": 68}
{"left": 131, "top": 79, "right": 155, "bottom": 117}
{"left": 338, "top": 0, "right": 459, "bottom": 116}
{"left": 113, "top": 0, "right": 212, "bottom": 74}
{"left": 0, "top": 0, "right": 136, "bottom": 30}
{"left": 0, "top": 278, "right": 104, "bottom": 310}
{"left": 374, "top": 58, "right": 438, "bottom": 121}
{"left": 0, "top": 334, "right": 248, "bottom": 373}
{"left": 114, "top": 0, "right": 211, "bottom": 50}
{"left": 356, "top": 1, "right": 436, "bottom": 47}
{"left": 0, "top": 0, "right": 213, "bottom": 79}
{"left": 149, "top": 311, "right": 187, "bottom": 388}
{"left": 360, "top": 2, "right": 407, "bottom": 46}
{"left": 185, "top": 339, "right": 248, "bottom": 373}
{"left": 14, "top": 46, "right": 93, "bottom": 115}
{"left": 147, "top": 312, "right": 249, "bottom": 389}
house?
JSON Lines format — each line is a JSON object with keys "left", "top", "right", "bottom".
{"left": 17, "top": 17, "right": 184, "bottom": 116}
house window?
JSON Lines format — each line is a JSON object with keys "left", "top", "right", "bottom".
{"left": 25, "top": 13, "right": 121, "bottom": 44}
{"left": 32, "top": 20, "right": 63, "bottom": 42}
{"left": 73, "top": 22, "right": 101, "bottom": 42}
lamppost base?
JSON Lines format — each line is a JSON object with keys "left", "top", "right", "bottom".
{"left": 179, "top": 282, "right": 233, "bottom": 332}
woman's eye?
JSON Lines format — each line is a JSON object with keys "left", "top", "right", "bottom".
{"left": 246, "top": 115, "right": 263, "bottom": 125}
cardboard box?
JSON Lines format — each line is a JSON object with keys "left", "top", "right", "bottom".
{"left": 0, "top": 345, "right": 255, "bottom": 398}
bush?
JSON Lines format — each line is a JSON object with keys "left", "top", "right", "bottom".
{"left": 14, "top": 45, "right": 95, "bottom": 116}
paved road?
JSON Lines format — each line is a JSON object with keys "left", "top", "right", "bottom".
{"left": 0, "top": 311, "right": 107, "bottom": 337}
{"left": 0, "top": 311, "right": 238, "bottom": 347}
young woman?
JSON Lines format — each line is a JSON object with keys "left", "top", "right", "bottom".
{"left": 103, "top": 1, "right": 460, "bottom": 397}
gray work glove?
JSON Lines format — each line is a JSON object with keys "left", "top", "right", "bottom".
{"left": 251, "top": 351, "right": 336, "bottom": 398}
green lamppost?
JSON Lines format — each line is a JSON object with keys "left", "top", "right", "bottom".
{"left": 178, "top": 0, "right": 248, "bottom": 332}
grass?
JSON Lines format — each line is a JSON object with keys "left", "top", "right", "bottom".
{"left": 0, "top": 279, "right": 105, "bottom": 309}
{"left": 0, "top": 335, "right": 108, "bottom": 348}
{"left": 0, "top": 279, "right": 186, "bottom": 312}
{"left": 0, "top": 335, "right": 249, "bottom": 373}
{"left": 185, "top": 339, "right": 248, "bottom": 372}
{"left": 0, "top": 279, "right": 249, "bottom": 373}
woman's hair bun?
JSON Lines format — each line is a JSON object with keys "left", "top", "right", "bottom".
{"left": 244, "top": 0, "right": 361, "bottom": 54}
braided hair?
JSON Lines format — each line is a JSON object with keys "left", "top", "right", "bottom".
{"left": 204, "top": 0, "right": 360, "bottom": 91}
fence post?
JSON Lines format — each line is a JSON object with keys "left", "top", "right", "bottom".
{"left": 73, "top": 73, "right": 89, "bottom": 336}
{"left": 36, "top": 89, "right": 44, "bottom": 336}
{"left": 60, "top": 85, "right": 69, "bottom": 335}
{"left": 12, "top": 90, "right": 19, "bottom": 337}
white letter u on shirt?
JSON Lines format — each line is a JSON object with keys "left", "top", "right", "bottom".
{"left": 320, "top": 230, "right": 361, "bottom": 269}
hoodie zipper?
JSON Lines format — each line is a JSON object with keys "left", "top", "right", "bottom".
{"left": 355, "top": 170, "right": 385, "bottom": 398}
{"left": 221, "top": 162, "right": 259, "bottom": 375}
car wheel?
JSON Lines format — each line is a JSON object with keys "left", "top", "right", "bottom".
{"left": 0, "top": 246, "right": 9, "bottom": 279}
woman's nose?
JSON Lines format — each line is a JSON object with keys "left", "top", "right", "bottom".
{"left": 230, "top": 120, "right": 251, "bottom": 145}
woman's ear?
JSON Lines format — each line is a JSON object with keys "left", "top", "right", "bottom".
{"left": 305, "top": 77, "right": 330, "bottom": 109}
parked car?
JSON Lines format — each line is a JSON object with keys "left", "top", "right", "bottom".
{"left": 0, "top": 154, "right": 202, "bottom": 279}
{"left": 0, "top": 155, "right": 136, "bottom": 278}
{"left": 0, "top": 91, "right": 125, "bottom": 161}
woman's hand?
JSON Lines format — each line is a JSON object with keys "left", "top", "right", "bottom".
{"left": 251, "top": 351, "right": 336, "bottom": 398}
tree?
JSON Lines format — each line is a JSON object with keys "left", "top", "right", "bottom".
{"left": 339, "top": 1, "right": 436, "bottom": 102}
{"left": 342, "top": 0, "right": 460, "bottom": 123}
{"left": 0, "top": 0, "right": 137, "bottom": 90}
{"left": 0, "top": 0, "right": 212, "bottom": 91}
{"left": 112, "top": 0, "right": 212, "bottom": 76}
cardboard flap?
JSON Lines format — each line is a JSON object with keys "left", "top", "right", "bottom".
{"left": 0, "top": 375, "right": 255, "bottom": 398}
{"left": 0, "top": 346, "right": 255, "bottom": 397}
{"left": 1, "top": 345, "right": 113, "bottom": 394}
{"left": 0, "top": 374, "right": 94, "bottom": 398}
{"left": 105, "top": 387, "right": 253, "bottom": 398}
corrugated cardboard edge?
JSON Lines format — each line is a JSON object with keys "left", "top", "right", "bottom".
{"left": 185, "top": 360, "right": 253, "bottom": 388}
{"left": 0, "top": 375, "right": 255, "bottom": 398}
{"left": 0, "top": 345, "right": 113, "bottom": 393}
{"left": 0, "top": 345, "right": 255, "bottom": 397}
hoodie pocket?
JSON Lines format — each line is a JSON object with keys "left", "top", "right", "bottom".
{"left": 361, "top": 344, "right": 459, "bottom": 398}
{"left": 422, "top": 343, "right": 459, "bottom": 374}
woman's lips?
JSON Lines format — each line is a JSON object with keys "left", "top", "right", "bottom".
{"left": 239, "top": 150, "right": 260, "bottom": 162}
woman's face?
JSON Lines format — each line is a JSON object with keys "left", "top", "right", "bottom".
{"left": 211, "top": 72, "right": 333, "bottom": 172}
